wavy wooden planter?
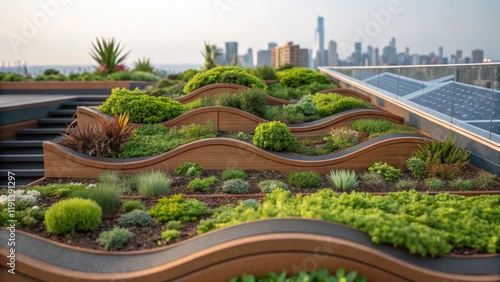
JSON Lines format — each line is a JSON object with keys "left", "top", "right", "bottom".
{"left": 171, "top": 83, "right": 292, "bottom": 106}
{"left": 43, "top": 134, "right": 427, "bottom": 178}
{"left": 1, "top": 219, "right": 498, "bottom": 282}
{"left": 318, "top": 87, "right": 372, "bottom": 102}
{"left": 0, "top": 81, "right": 153, "bottom": 94}
{"left": 77, "top": 105, "right": 404, "bottom": 138}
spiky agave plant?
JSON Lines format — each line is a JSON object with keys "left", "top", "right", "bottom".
{"left": 134, "top": 57, "right": 154, "bottom": 73}
{"left": 89, "top": 37, "right": 130, "bottom": 74}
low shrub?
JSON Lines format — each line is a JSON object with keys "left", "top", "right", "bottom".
{"left": 395, "top": 179, "right": 417, "bottom": 190}
{"left": 27, "top": 184, "right": 88, "bottom": 198}
{"left": 294, "top": 94, "right": 318, "bottom": 115}
{"left": 327, "top": 127, "right": 359, "bottom": 149}
{"left": 449, "top": 179, "right": 473, "bottom": 191}
{"left": 413, "top": 137, "right": 470, "bottom": 179}
{"left": 174, "top": 162, "right": 203, "bottom": 177}
{"left": 327, "top": 169, "right": 358, "bottom": 190}
{"left": 33, "top": 74, "right": 68, "bottom": 81}
{"left": 351, "top": 119, "right": 395, "bottom": 135}
{"left": 474, "top": 170, "right": 496, "bottom": 190}
{"left": 188, "top": 176, "right": 219, "bottom": 192}
{"left": 120, "top": 122, "right": 216, "bottom": 158}
{"left": 230, "top": 131, "right": 253, "bottom": 141}
{"left": 136, "top": 170, "right": 172, "bottom": 197}
{"left": 183, "top": 66, "right": 266, "bottom": 94}
{"left": 230, "top": 268, "right": 366, "bottom": 282}
{"left": 312, "top": 93, "right": 368, "bottom": 117}
{"left": 222, "top": 179, "right": 250, "bottom": 194}
{"left": 368, "top": 162, "right": 402, "bottom": 181}
{"left": 121, "top": 200, "right": 145, "bottom": 212}
{"left": 183, "top": 96, "right": 214, "bottom": 111}
{"left": 117, "top": 210, "right": 153, "bottom": 227}
{"left": 244, "top": 66, "right": 277, "bottom": 80}
{"left": 45, "top": 198, "right": 102, "bottom": 235}
{"left": 276, "top": 68, "right": 331, "bottom": 88}
{"left": 166, "top": 220, "right": 183, "bottom": 229}
{"left": 106, "top": 71, "right": 160, "bottom": 82}
{"left": 238, "top": 88, "right": 267, "bottom": 117}
{"left": 1, "top": 73, "right": 25, "bottom": 81}
{"left": 215, "top": 92, "right": 241, "bottom": 109}
{"left": 100, "top": 88, "right": 183, "bottom": 123}
{"left": 96, "top": 228, "right": 132, "bottom": 251}
{"left": 359, "top": 171, "right": 386, "bottom": 189}
{"left": 287, "top": 171, "right": 322, "bottom": 188}
{"left": 282, "top": 104, "right": 305, "bottom": 124}
{"left": 222, "top": 169, "right": 248, "bottom": 181}
{"left": 99, "top": 171, "right": 121, "bottom": 185}
{"left": 258, "top": 180, "right": 289, "bottom": 193}
{"left": 70, "top": 183, "right": 122, "bottom": 214}
{"left": 253, "top": 121, "right": 295, "bottom": 152}
{"left": 425, "top": 177, "right": 445, "bottom": 191}
{"left": 406, "top": 157, "right": 427, "bottom": 179}
{"left": 149, "top": 194, "right": 212, "bottom": 222}
{"left": 161, "top": 229, "right": 180, "bottom": 243}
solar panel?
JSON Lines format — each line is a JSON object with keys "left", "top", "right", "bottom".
{"left": 365, "top": 72, "right": 425, "bottom": 96}
{"left": 410, "top": 82, "right": 499, "bottom": 121}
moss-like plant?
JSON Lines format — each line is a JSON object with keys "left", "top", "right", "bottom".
{"left": 45, "top": 198, "right": 102, "bottom": 235}
{"left": 276, "top": 68, "right": 331, "bottom": 88}
{"left": 287, "top": 171, "right": 323, "bottom": 188}
{"left": 149, "top": 194, "right": 211, "bottom": 222}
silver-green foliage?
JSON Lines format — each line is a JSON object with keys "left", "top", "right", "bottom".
{"left": 96, "top": 227, "right": 132, "bottom": 251}
{"left": 327, "top": 169, "right": 358, "bottom": 191}
{"left": 117, "top": 210, "right": 153, "bottom": 227}
{"left": 258, "top": 180, "right": 289, "bottom": 193}
{"left": 222, "top": 179, "right": 250, "bottom": 194}
{"left": 136, "top": 170, "right": 172, "bottom": 197}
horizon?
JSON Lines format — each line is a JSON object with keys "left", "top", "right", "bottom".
{"left": 1, "top": 0, "right": 500, "bottom": 66}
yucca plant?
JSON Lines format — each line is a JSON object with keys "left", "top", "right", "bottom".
{"left": 89, "top": 37, "right": 130, "bottom": 74}
{"left": 327, "top": 169, "right": 358, "bottom": 190}
{"left": 134, "top": 57, "right": 154, "bottom": 73}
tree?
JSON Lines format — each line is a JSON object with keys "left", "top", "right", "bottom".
{"left": 201, "top": 42, "right": 220, "bottom": 71}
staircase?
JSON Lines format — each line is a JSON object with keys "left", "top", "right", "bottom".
{"left": 0, "top": 97, "right": 106, "bottom": 187}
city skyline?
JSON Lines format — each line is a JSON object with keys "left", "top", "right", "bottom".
{"left": 1, "top": 0, "right": 500, "bottom": 67}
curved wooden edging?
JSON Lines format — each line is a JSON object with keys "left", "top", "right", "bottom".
{"left": 172, "top": 83, "right": 248, "bottom": 104}
{"left": 0, "top": 219, "right": 498, "bottom": 282}
{"left": 318, "top": 87, "right": 371, "bottom": 102}
{"left": 77, "top": 106, "right": 403, "bottom": 138}
{"left": 43, "top": 134, "right": 428, "bottom": 178}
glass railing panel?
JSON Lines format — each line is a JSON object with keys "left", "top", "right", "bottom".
{"left": 398, "top": 66, "right": 426, "bottom": 103}
{"left": 453, "top": 65, "right": 496, "bottom": 140}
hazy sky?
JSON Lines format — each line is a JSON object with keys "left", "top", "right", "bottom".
{"left": 1, "top": 0, "right": 499, "bottom": 66}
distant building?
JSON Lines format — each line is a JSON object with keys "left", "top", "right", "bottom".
{"left": 238, "top": 48, "right": 254, "bottom": 68}
{"left": 328, "top": 40, "right": 338, "bottom": 66}
{"left": 438, "top": 46, "right": 444, "bottom": 59}
{"left": 456, "top": 50, "right": 463, "bottom": 62}
{"left": 353, "top": 42, "right": 362, "bottom": 66}
{"left": 256, "top": 43, "right": 277, "bottom": 67}
{"left": 216, "top": 48, "right": 225, "bottom": 66}
{"left": 271, "top": 41, "right": 309, "bottom": 68}
{"left": 372, "top": 47, "right": 380, "bottom": 66}
{"left": 225, "top": 42, "right": 238, "bottom": 66}
{"left": 312, "top": 16, "right": 327, "bottom": 68}
{"left": 471, "top": 49, "right": 484, "bottom": 63}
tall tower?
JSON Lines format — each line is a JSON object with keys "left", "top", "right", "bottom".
{"left": 225, "top": 42, "right": 238, "bottom": 66}
{"left": 313, "top": 16, "right": 326, "bottom": 68}
{"left": 328, "top": 40, "right": 338, "bottom": 66}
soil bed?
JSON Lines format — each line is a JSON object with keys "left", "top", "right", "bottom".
{"left": 22, "top": 168, "right": 499, "bottom": 253}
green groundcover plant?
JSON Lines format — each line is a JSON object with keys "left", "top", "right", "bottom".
{"left": 198, "top": 189, "right": 500, "bottom": 257}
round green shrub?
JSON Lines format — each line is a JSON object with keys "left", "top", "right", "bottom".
{"left": 253, "top": 121, "right": 295, "bottom": 151}
{"left": 183, "top": 66, "right": 266, "bottom": 94}
{"left": 100, "top": 88, "right": 183, "bottom": 123}
{"left": 276, "top": 68, "right": 331, "bottom": 88}
{"left": 222, "top": 179, "right": 250, "bottom": 194}
{"left": 45, "top": 198, "right": 102, "bottom": 235}
{"left": 121, "top": 200, "right": 145, "bottom": 212}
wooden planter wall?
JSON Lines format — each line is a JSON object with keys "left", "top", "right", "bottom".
{"left": 1, "top": 219, "right": 498, "bottom": 282}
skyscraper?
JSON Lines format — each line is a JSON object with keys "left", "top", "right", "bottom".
{"left": 312, "top": 16, "right": 327, "bottom": 68}
{"left": 471, "top": 49, "right": 484, "bottom": 63}
{"left": 225, "top": 42, "right": 238, "bottom": 66}
{"left": 328, "top": 40, "right": 338, "bottom": 66}
{"left": 257, "top": 43, "right": 278, "bottom": 67}
{"left": 353, "top": 42, "right": 362, "bottom": 66}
